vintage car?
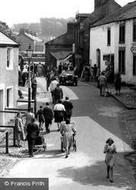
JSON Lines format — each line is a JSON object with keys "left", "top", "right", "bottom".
{"left": 59, "top": 70, "right": 78, "bottom": 86}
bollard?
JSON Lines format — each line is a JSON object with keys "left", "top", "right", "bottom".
{"left": 13, "top": 126, "right": 16, "bottom": 147}
{"left": 6, "top": 131, "right": 9, "bottom": 154}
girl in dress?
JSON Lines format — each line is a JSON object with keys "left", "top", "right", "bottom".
{"left": 104, "top": 138, "right": 117, "bottom": 183}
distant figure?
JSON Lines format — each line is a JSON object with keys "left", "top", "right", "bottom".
{"left": 63, "top": 97, "right": 73, "bottom": 120}
{"left": 114, "top": 73, "right": 121, "bottom": 95}
{"left": 49, "top": 77, "right": 59, "bottom": 103}
{"left": 25, "top": 108, "right": 35, "bottom": 138}
{"left": 54, "top": 100, "right": 65, "bottom": 131}
{"left": 104, "top": 138, "right": 117, "bottom": 183}
{"left": 26, "top": 118, "right": 39, "bottom": 157}
{"left": 31, "top": 78, "right": 37, "bottom": 100}
{"left": 98, "top": 72, "right": 107, "bottom": 96}
{"left": 15, "top": 112, "right": 24, "bottom": 147}
{"left": 43, "top": 102, "right": 53, "bottom": 133}
{"left": 36, "top": 106, "right": 45, "bottom": 131}
{"left": 60, "top": 118, "right": 76, "bottom": 158}
{"left": 93, "top": 64, "right": 98, "bottom": 81}
{"left": 53, "top": 83, "right": 63, "bottom": 104}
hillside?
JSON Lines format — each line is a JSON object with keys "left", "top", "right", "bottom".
{"left": 12, "top": 17, "right": 74, "bottom": 42}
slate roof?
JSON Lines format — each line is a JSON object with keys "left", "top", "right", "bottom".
{"left": 92, "top": 1, "right": 136, "bottom": 28}
{"left": 24, "top": 33, "right": 43, "bottom": 42}
{"left": 0, "top": 30, "right": 18, "bottom": 46}
{"left": 50, "top": 51, "right": 72, "bottom": 60}
{"left": 45, "top": 32, "right": 74, "bottom": 46}
{"left": 82, "top": 0, "right": 121, "bottom": 30}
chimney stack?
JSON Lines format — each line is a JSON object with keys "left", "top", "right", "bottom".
{"left": 94, "top": 0, "right": 110, "bottom": 10}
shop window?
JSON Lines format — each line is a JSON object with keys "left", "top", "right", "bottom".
{"left": 119, "top": 22, "right": 125, "bottom": 44}
{"left": 118, "top": 48, "right": 125, "bottom": 74}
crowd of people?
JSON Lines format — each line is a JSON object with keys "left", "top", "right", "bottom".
{"left": 15, "top": 77, "right": 76, "bottom": 158}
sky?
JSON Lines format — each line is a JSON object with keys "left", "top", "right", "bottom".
{"left": 0, "top": 0, "right": 134, "bottom": 27}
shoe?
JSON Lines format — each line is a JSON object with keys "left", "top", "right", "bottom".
{"left": 65, "top": 155, "right": 68, "bottom": 158}
{"left": 109, "top": 179, "right": 113, "bottom": 183}
{"left": 106, "top": 175, "right": 109, "bottom": 179}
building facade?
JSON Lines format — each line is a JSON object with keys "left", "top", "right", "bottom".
{"left": 17, "top": 32, "right": 44, "bottom": 52}
{"left": 0, "top": 31, "right": 19, "bottom": 124}
{"left": 90, "top": 1, "right": 136, "bottom": 84}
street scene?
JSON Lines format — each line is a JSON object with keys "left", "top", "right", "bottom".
{"left": 0, "top": 0, "right": 136, "bottom": 190}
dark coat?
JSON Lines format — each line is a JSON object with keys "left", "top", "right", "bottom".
{"left": 63, "top": 100, "right": 73, "bottom": 119}
{"left": 43, "top": 107, "right": 53, "bottom": 121}
{"left": 26, "top": 122, "right": 39, "bottom": 139}
{"left": 53, "top": 87, "right": 63, "bottom": 101}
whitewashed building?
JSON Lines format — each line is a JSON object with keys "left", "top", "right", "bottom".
{"left": 0, "top": 31, "right": 19, "bottom": 124}
{"left": 90, "top": 1, "right": 136, "bottom": 84}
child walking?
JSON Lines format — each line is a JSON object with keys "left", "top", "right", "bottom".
{"left": 104, "top": 138, "right": 117, "bottom": 183}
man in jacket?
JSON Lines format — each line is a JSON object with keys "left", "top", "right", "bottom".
{"left": 26, "top": 118, "right": 39, "bottom": 157}
{"left": 53, "top": 83, "right": 63, "bottom": 104}
{"left": 43, "top": 102, "right": 53, "bottom": 133}
{"left": 63, "top": 96, "right": 73, "bottom": 120}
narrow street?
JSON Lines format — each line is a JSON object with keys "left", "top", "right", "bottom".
{"left": 8, "top": 80, "right": 135, "bottom": 190}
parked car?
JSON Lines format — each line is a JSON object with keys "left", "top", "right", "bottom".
{"left": 59, "top": 70, "right": 78, "bottom": 86}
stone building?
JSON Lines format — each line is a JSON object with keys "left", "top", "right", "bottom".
{"left": 0, "top": 31, "right": 19, "bottom": 124}
{"left": 45, "top": 22, "right": 76, "bottom": 72}
{"left": 75, "top": 0, "right": 121, "bottom": 74}
{"left": 90, "top": 1, "right": 136, "bottom": 84}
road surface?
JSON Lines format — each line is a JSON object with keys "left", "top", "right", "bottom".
{"left": 9, "top": 81, "right": 135, "bottom": 190}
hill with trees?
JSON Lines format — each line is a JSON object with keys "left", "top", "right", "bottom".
{"left": 12, "top": 17, "right": 74, "bottom": 42}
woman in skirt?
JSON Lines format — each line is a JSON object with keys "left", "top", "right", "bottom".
{"left": 104, "top": 138, "right": 117, "bottom": 183}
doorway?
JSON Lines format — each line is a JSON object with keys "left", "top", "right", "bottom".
{"left": 0, "top": 90, "right": 4, "bottom": 125}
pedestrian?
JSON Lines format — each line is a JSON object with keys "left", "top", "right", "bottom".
{"left": 49, "top": 77, "right": 59, "bottom": 104}
{"left": 26, "top": 118, "right": 39, "bottom": 157}
{"left": 104, "top": 138, "right": 117, "bottom": 183}
{"left": 93, "top": 64, "right": 98, "bottom": 81}
{"left": 43, "top": 102, "right": 53, "bottom": 133}
{"left": 25, "top": 108, "right": 35, "bottom": 139}
{"left": 114, "top": 73, "right": 121, "bottom": 95}
{"left": 60, "top": 118, "right": 76, "bottom": 158}
{"left": 98, "top": 72, "right": 107, "bottom": 96}
{"left": 63, "top": 96, "right": 73, "bottom": 120}
{"left": 53, "top": 83, "right": 63, "bottom": 104}
{"left": 31, "top": 77, "right": 37, "bottom": 100}
{"left": 14, "top": 112, "right": 24, "bottom": 147}
{"left": 53, "top": 100, "right": 65, "bottom": 131}
{"left": 36, "top": 106, "right": 45, "bottom": 131}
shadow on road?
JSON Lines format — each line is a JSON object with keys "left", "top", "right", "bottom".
{"left": 57, "top": 152, "right": 134, "bottom": 189}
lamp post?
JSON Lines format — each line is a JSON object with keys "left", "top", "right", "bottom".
{"left": 27, "top": 44, "right": 33, "bottom": 111}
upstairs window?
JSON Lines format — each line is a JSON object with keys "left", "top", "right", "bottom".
{"left": 6, "top": 88, "right": 13, "bottom": 107}
{"left": 119, "top": 22, "right": 125, "bottom": 44}
{"left": 107, "top": 27, "right": 111, "bottom": 46}
{"left": 7, "top": 48, "right": 13, "bottom": 69}
{"left": 133, "top": 19, "right": 136, "bottom": 42}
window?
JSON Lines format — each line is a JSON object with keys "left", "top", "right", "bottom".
{"left": 118, "top": 48, "right": 125, "bottom": 74}
{"left": 133, "top": 55, "right": 136, "bottom": 75}
{"left": 6, "top": 88, "right": 12, "bottom": 107}
{"left": 119, "top": 22, "right": 125, "bottom": 44}
{"left": 107, "top": 27, "right": 111, "bottom": 46}
{"left": 7, "top": 48, "right": 13, "bottom": 69}
{"left": 133, "top": 19, "right": 136, "bottom": 42}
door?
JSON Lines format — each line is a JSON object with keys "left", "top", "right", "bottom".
{"left": 0, "top": 90, "right": 4, "bottom": 125}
